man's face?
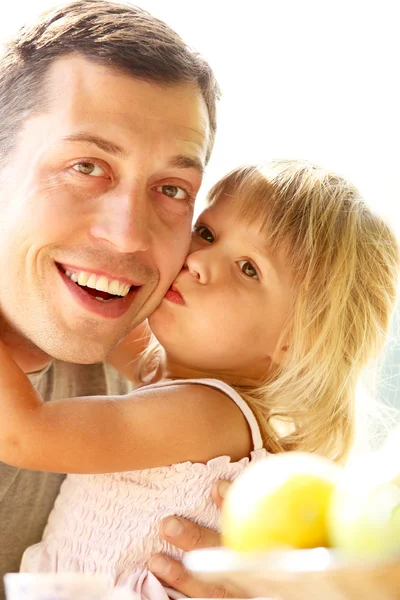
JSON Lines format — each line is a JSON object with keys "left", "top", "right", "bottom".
{"left": 0, "top": 55, "right": 209, "bottom": 363}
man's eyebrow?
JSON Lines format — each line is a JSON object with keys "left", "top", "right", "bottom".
{"left": 61, "top": 134, "right": 204, "bottom": 175}
{"left": 61, "top": 133, "right": 127, "bottom": 157}
{"left": 167, "top": 154, "right": 205, "bottom": 176}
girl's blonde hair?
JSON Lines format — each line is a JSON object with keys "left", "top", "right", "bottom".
{"left": 138, "top": 160, "right": 400, "bottom": 463}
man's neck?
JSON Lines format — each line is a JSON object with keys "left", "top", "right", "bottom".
{"left": 0, "top": 319, "right": 52, "bottom": 374}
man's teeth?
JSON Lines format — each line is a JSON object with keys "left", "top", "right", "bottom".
{"left": 64, "top": 269, "right": 131, "bottom": 297}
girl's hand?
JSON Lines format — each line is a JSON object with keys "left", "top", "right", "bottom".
{"left": 148, "top": 481, "right": 243, "bottom": 598}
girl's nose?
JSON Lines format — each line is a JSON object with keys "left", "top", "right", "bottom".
{"left": 184, "top": 249, "right": 211, "bottom": 284}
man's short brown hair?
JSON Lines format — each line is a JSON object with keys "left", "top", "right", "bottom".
{"left": 0, "top": 0, "right": 220, "bottom": 165}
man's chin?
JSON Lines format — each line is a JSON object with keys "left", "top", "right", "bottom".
{"left": 35, "top": 333, "right": 119, "bottom": 365}
{"left": 48, "top": 347, "right": 110, "bottom": 365}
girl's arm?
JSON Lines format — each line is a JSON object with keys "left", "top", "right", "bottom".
{"left": 0, "top": 342, "right": 251, "bottom": 474}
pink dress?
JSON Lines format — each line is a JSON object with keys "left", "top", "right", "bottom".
{"left": 20, "top": 378, "right": 268, "bottom": 599}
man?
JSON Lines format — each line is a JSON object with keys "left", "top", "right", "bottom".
{"left": 0, "top": 1, "right": 229, "bottom": 597}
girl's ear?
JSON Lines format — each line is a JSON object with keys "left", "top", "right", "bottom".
{"left": 272, "top": 344, "right": 288, "bottom": 365}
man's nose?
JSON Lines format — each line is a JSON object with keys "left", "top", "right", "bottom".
{"left": 90, "top": 185, "right": 151, "bottom": 253}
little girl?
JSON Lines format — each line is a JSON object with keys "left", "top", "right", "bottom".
{"left": 0, "top": 160, "right": 398, "bottom": 598}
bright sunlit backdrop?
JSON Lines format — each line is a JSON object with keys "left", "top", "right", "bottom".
{"left": 1, "top": 0, "right": 399, "bottom": 227}
{"left": 1, "top": 0, "right": 399, "bottom": 411}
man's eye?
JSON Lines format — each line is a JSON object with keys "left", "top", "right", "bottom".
{"left": 155, "top": 185, "right": 187, "bottom": 200}
{"left": 193, "top": 225, "right": 214, "bottom": 243}
{"left": 72, "top": 162, "right": 105, "bottom": 177}
{"left": 237, "top": 260, "right": 259, "bottom": 279}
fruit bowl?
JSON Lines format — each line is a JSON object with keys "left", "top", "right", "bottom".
{"left": 184, "top": 547, "right": 400, "bottom": 599}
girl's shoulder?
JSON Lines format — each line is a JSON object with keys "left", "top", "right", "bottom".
{"left": 131, "top": 378, "right": 254, "bottom": 463}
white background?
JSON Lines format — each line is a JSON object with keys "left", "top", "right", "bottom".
{"left": 1, "top": 0, "right": 399, "bottom": 230}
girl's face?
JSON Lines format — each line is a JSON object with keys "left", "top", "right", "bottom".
{"left": 148, "top": 195, "right": 295, "bottom": 385}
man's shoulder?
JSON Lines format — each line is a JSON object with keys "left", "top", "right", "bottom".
{"left": 103, "top": 360, "right": 134, "bottom": 395}
{"left": 37, "top": 360, "right": 133, "bottom": 401}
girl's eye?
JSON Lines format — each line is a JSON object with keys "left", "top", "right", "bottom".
{"left": 72, "top": 162, "right": 105, "bottom": 177}
{"left": 237, "top": 260, "right": 259, "bottom": 279}
{"left": 155, "top": 185, "right": 187, "bottom": 200}
{"left": 193, "top": 225, "right": 214, "bottom": 243}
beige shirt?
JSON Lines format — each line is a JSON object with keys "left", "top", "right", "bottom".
{"left": 0, "top": 360, "right": 132, "bottom": 599}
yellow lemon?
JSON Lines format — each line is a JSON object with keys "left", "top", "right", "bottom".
{"left": 222, "top": 452, "right": 340, "bottom": 551}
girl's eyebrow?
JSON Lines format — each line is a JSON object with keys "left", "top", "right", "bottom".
{"left": 247, "top": 242, "right": 281, "bottom": 274}
{"left": 249, "top": 242, "right": 271, "bottom": 259}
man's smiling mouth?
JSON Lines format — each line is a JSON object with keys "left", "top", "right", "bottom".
{"left": 56, "top": 263, "right": 139, "bottom": 302}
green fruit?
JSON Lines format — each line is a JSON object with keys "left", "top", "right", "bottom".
{"left": 328, "top": 455, "right": 400, "bottom": 556}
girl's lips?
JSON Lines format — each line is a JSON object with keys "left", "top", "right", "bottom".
{"left": 164, "top": 286, "right": 185, "bottom": 305}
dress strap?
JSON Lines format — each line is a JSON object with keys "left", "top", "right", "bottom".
{"left": 146, "top": 378, "right": 264, "bottom": 452}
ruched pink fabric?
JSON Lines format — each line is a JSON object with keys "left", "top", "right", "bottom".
{"left": 20, "top": 379, "right": 268, "bottom": 599}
